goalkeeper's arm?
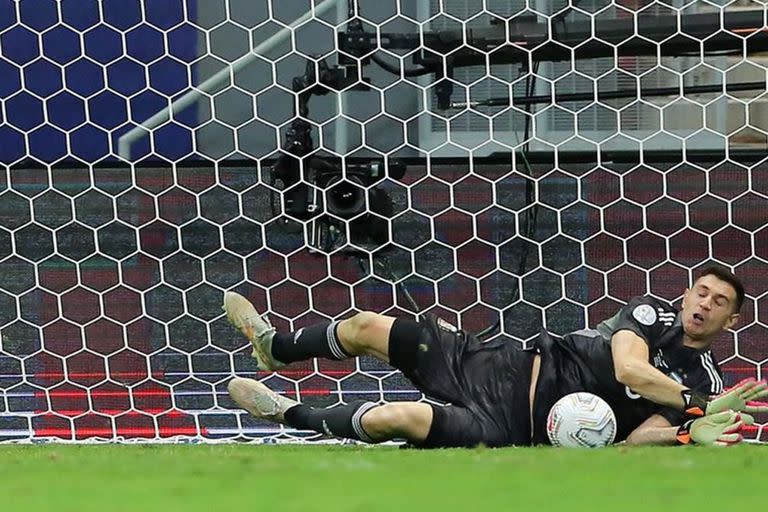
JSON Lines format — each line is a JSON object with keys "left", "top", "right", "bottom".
{"left": 612, "top": 331, "right": 768, "bottom": 416}
{"left": 624, "top": 414, "right": 679, "bottom": 446}
{"left": 612, "top": 330, "right": 694, "bottom": 409}
{"left": 624, "top": 412, "right": 747, "bottom": 447}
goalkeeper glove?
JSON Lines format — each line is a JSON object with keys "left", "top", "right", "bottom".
{"left": 681, "top": 378, "right": 768, "bottom": 417}
{"left": 676, "top": 410, "right": 746, "bottom": 446}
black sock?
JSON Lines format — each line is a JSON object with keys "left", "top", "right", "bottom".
{"left": 272, "top": 321, "right": 351, "bottom": 364}
{"left": 284, "top": 401, "right": 378, "bottom": 443}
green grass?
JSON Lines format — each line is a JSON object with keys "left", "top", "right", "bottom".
{"left": 0, "top": 444, "right": 765, "bottom": 512}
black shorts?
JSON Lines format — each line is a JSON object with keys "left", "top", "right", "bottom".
{"left": 389, "top": 314, "right": 533, "bottom": 448}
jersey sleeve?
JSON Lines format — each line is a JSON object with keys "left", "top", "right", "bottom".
{"left": 602, "top": 296, "right": 671, "bottom": 351}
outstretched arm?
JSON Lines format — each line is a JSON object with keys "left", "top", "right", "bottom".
{"left": 625, "top": 412, "right": 747, "bottom": 446}
{"left": 612, "top": 330, "right": 768, "bottom": 416}
{"left": 611, "top": 330, "right": 688, "bottom": 409}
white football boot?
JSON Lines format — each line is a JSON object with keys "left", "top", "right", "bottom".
{"left": 227, "top": 377, "right": 297, "bottom": 423}
{"left": 222, "top": 291, "right": 285, "bottom": 371}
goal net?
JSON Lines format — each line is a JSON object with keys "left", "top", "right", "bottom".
{"left": 0, "top": 0, "right": 766, "bottom": 443}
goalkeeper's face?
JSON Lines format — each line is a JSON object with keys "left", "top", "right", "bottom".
{"left": 681, "top": 275, "right": 740, "bottom": 342}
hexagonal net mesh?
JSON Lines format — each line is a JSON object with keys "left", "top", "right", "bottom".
{"left": 0, "top": 0, "right": 766, "bottom": 443}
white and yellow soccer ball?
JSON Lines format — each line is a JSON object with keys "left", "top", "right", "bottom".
{"left": 546, "top": 392, "right": 617, "bottom": 448}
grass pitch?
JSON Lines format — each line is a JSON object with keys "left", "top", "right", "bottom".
{"left": 0, "top": 444, "right": 764, "bottom": 512}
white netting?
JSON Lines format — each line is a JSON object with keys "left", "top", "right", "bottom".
{"left": 0, "top": 0, "right": 766, "bottom": 443}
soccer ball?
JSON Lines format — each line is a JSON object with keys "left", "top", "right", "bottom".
{"left": 546, "top": 392, "right": 617, "bottom": 448}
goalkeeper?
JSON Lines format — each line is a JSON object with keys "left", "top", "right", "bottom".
{"left": 225, "top": 266, "right": 767, "bottom": 447}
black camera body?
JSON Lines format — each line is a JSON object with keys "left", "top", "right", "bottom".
{"left": 272, "top": 156, "right": 404, "bottom": 252}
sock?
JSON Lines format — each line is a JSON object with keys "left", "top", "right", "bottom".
{"left": 271, "top": 321, "right": 350, "bottom": 364}
{"left": 284, "top": 401, "right": 379, "bottom": 443}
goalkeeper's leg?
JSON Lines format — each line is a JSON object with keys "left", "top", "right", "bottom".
{"left": 228, "top": 377, "right": 431, "bottom": 443}
{"left": 223, "top": 291, "right": 395, "bottom": 370}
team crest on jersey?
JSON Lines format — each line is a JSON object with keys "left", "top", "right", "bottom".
{"left": 632, "top": 304, "right": 657, "bottom": 326}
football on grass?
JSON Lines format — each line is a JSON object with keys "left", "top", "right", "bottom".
{"left": 546, "top": 392, "right": 617, "bottom": 448}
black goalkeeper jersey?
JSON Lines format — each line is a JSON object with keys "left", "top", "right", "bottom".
{"left": 531, "top": 295, "right": 724, "bottom": 444}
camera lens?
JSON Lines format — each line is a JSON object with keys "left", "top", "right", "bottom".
{"left": 325, "top": 176, "right": 366, "bottom": 218}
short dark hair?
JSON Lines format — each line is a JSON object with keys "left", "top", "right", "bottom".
{"left": 696, "top": 266, "right": 745, "bottom": 313}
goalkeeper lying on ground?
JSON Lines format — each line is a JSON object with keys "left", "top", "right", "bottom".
{"left": 225, "top": 266, "right": 768, "bottom": 447}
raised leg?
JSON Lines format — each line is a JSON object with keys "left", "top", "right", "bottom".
{"left": 335, "top": 311, "right": 396, "bottom": 362}
{"left": 223, "top": 291, "right": 397, "bottom": 368}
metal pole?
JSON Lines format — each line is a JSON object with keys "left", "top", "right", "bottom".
{"left": 117, "top": 0, "right": 342, "bottom": 160}
{"left": 450, "top": 81, "right": 767, "bottom": 109}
